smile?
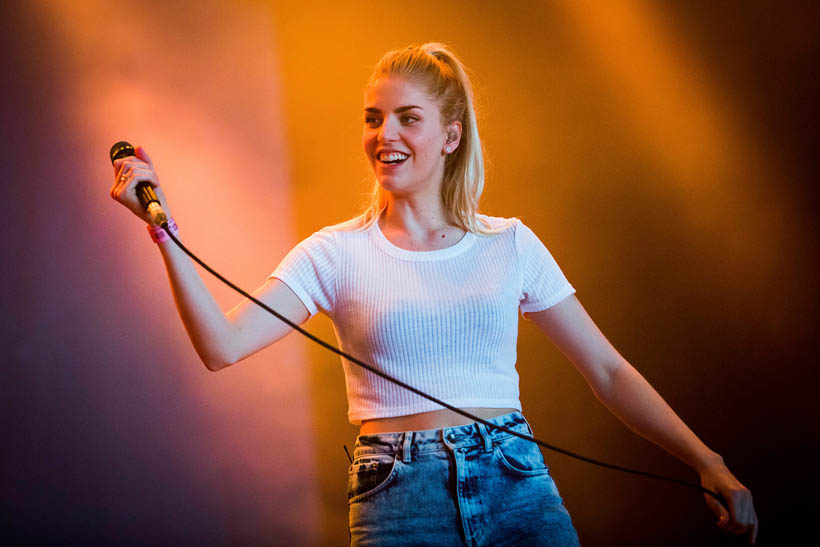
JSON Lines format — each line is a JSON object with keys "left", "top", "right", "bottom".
{"left": 378, "top": 152, "right": 409, "bottom": 165}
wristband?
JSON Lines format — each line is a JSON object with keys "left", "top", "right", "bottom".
{"left": 147, "top": 217, "right": 179, "bottom": 244}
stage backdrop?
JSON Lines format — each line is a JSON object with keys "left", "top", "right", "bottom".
{"left": 2, "top": 1, "right": 817, "bottom": 545}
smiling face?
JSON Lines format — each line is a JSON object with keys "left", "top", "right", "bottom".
{"left": 363, "top": 76, "right": 453, "bottom": 198}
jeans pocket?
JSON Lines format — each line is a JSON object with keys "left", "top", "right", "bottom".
{"left": 347, "top": 453, "right": 400, "bottom": 503}
{"left": 494, "top": 434, "right": 550, "bottom": 476}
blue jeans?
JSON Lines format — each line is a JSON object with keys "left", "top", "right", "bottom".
{"left": 347, "top": 412, "right": 580, "bottom": 546}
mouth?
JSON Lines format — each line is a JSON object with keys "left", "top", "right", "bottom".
{"left": 377, "top": 151, "right": 409, "bottom": 166}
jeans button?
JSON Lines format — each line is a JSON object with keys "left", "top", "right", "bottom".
{"left": 447, "top": 432, "right": 456, "bottom": 442}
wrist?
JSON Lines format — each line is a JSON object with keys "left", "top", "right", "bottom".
{"left": 147, "top": 217, "right": 179, "bottom": 244}
{"left": 693, "top": 451, "right": 725, "bottom": 475}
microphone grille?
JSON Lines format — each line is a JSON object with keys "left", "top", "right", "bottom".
{"left": 109, "top": 141, "right": 135, "bottom": 164}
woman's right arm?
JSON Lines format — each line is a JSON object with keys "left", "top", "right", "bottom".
{"left": 111, "top": 146, "right": 309, "bottom": 371}
{"left": 157, "top": 240, "right": 309, "bottom": 371}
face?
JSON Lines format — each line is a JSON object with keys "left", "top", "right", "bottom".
{"left": 362, "top": 76, "right": 457, "bottom": 198}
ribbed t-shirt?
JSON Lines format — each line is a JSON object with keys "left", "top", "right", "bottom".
{"left": 270, "top": 214, "right": 575, "bottom": 424}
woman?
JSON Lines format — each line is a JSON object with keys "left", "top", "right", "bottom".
{"left": 111, "top": 43, "right": 757, "bottom": 545}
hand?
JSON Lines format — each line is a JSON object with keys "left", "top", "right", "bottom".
{"left": 110, "top": 145, "right": 171, "bottom": 225}
{"left": 700, "top": 460, "right": 758, "bottom": 544}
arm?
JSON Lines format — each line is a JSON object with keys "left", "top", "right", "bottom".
{"left": 157, "top": 239, "right": 309, "bottom": 371}
{"left": 526, "top": 294, "right": 758, "bottom": 543}
{"left": 111, "top": 146, "right": 310, "bottom": 371}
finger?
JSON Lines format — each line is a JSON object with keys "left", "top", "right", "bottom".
{"left": 112, "top": 156, "right": 142, "bottom": 177}
{"left": 109, "top": 167, "right": 123, "bottom": 197}
{"left": 705, "top": 493, "right": 729, "bottom": 525}
{"left": 121, "top": 164, "right": 155, "bottom": 184}
{"left": 135, "top": 145, "right": 154, "bottom": 169}
{"left": 112, "top": 155, "right": 130, "bottom": 169}
{"left": 723, "top": 513, "right": 752, "bottom": 536}
{"left": 113, "top": 158, "right": 127, "bottom": 179}
{"left": 724, "top": 519, "right": 749, "bottom": 535}
{"left": 114, "top": 159, "right": 138, "bottom": 184}
{"left": 112, "top": 169, "right": 130, "bottom": 200}
{"left": 128, "top": 166, "right": 160, "bottom": 187}
{"left": 114, "top": 167, "right": 143, "bottom": 201}
{"left": 115, "top": 157, "right": 148, "bottom": 175}
{"left": 728, "top": 490, "right": 755, "bottom": 533}
{"left": 722, "top": 501, "right": 746, "bottom": 534}
{"left": 117, "top": 166, "right": 138, "bottom": 194}
{"left": 736, "top": 504, "right": 756, "bottom": 539}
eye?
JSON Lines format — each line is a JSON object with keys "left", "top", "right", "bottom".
{"left": 401, "top": 115, "right": 419, "bottom": 124}
{"left": 364, "top": 115, "right": 381, "bottom": 127}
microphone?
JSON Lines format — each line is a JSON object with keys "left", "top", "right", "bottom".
{"left": 109, "top": 141, "right": 168, "bottom": 226}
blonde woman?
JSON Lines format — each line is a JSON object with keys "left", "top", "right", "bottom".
{"left": 111, "top": 43, "right": 757, "bottom": 545}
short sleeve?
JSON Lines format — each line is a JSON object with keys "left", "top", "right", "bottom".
{"left": 269, "top": 228, "right": 336, "bottom": 318}
{"left": 515, "top": 220, "right": 575, "bottom": 314}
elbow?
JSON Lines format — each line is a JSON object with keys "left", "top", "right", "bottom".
{"left": 587, "top": 357, "right": 629, "bottom": 402}
{"left": 200, "top": 348, "right": 238, "bottom": 372}
{"left": 194, "top": 332, "right": 241, "bottom": 372}
{"left": 203, "top": 358, "right": 228, "bottom": 372}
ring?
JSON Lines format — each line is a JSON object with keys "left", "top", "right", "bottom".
{"left": 120, "top": 175, "right": 127, "bottom": 182}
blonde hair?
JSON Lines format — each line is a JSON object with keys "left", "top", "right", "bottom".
{"left": 358, "top": 43, "right": 492, "bottom": 234}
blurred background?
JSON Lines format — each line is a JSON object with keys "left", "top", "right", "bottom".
{"left": 1, "top": 1, "right": 817, "bottom": 545}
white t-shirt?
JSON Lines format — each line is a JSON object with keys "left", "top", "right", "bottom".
{"left": 270, "top": 214, "right": 575, "bottom": 424}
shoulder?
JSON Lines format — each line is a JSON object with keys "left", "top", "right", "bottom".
{"left": 325, "top": 215, "right": 367, "bottom": 232}
{"left": 475, "top": 214, "right": 520, "bottom": 235}
{"left": 475, "top": 215, "right": 553, "bottom": 255}
{"left": 301, "top": 216, "right": 366, "bottom": 242}
{"left": 314, "top": 214, "right": 370, "bottom": 238}
{"left": 290, "top": 215, "right": 373, "bottom": 257}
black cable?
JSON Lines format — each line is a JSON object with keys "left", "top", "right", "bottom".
{"left": 161, "top": 222, "right": 727, "bottom": 510}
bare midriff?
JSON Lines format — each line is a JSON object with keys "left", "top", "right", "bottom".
{"left": 359, "top": 407, "right": 519, "bottom": 435}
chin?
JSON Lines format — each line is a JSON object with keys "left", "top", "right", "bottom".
{"left": 376, "top": 179, "right": 413, "bottom": 197}
{"left": 376, "top": 179, "right": 402, "bottom": 194}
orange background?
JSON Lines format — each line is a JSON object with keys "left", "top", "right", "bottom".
{"left": 2, "top": 1, "right": 817, "bottom": 545}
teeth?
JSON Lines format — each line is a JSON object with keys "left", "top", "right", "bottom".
{"left": 379, "top": 152, "right": 408, "bottom": 162}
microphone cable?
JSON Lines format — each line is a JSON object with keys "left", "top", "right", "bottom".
{"left": 159, "top": 221, "right": 727, "bottom": 510}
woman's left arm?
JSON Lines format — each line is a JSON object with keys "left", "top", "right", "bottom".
{"left": 526, "top": 294, "right": 758, "bottom": 544}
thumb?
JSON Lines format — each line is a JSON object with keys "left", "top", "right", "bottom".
{"left": 135, "top": 145, "right": 154, "bottom": 168}
{"left": 705, "top": 493, "right": 730, "bottom": 528}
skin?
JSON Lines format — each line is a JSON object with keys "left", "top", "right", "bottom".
{"left": 111, "top": 75, "right": 758, "bottom": 543}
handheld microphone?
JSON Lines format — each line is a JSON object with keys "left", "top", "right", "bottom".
{"left": 109, "top": 141, "right": 168, "bottom": 226}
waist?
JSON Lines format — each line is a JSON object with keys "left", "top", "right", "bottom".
{"left": 353, "top": 411, "right": 532, "bottom": 459}
{"left": 359, "top": 407, "right": 518, "bottom": 435}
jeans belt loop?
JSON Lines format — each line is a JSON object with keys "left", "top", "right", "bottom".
{"left": 401, "top": 431, "right": 413, "bottom": 463}
{"left": 476, "top": 422, "right": 493, "bottom": 452}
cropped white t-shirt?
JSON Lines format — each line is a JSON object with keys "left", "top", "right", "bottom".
{"left": 270, "top": 214, "right": 575, "bottom": 424}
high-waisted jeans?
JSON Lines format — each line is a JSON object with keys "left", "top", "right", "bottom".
{"left": 347, "top": 411, "right": 580, "bottom": 546}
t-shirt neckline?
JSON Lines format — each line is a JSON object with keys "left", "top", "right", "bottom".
{"left": 369, "top": 220, "right": 476, "bottom": 261}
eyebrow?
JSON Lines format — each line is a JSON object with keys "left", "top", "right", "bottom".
{"left": 364, "top": 105, "right": 423, "bottom": 114}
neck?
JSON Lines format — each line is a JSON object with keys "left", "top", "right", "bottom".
{"left": 380, "top": 192, "right": 458, "bottom": 235}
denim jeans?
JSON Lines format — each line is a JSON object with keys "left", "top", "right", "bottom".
{"left": 347, "top": 412, "right": 580, "bottom": 546}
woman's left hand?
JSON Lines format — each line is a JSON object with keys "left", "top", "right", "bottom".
{"left": 700, "top": 460, "right": 758, "bottom": 544}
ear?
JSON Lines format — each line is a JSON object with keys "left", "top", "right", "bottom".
{"left": 443, "top": 121, "right": 463, "bottom": 154}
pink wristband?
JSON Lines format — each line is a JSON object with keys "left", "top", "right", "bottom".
{"left": 147, "top": 218, "right": 179, "bottom": 244}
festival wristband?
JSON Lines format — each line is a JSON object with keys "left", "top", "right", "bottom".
{"left": 147, "top": 217, "right": 179, "bottom": 244}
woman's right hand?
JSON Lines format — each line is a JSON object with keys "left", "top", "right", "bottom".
{"left": 110, "top": 145, "right": 171, "bottom": 225}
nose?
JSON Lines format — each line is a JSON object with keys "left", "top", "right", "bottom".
{"left": 378, "top": 116, "right": 399, "bottom": 143}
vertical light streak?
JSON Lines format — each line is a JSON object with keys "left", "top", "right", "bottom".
{"left": 556, "top": 0, "right": 794, "bottom": 285}
{"left": 37, "top": 0, "right": 318, "bottom": 542}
